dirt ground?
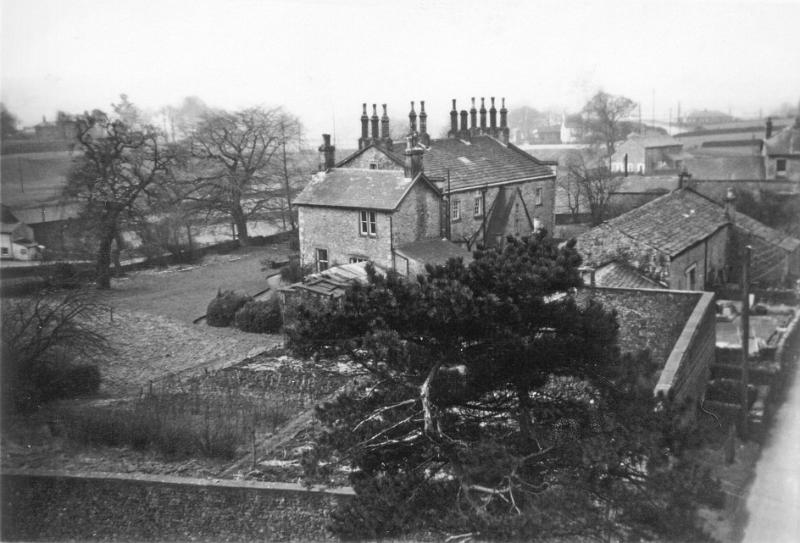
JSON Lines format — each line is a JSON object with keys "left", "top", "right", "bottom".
{"left": 76, "top": 244, "right": 294, "bottom": 395}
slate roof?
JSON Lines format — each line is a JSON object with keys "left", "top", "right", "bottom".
{"left": 733, "top": 211, "right": 800, "bottom": 253}
{"left": 392, "top": 136, "right": 554, "bottom": 192}
{"left": 580, "top": 189, "right": 730, "bottom": 257}
{"left": 395, "top": 239, "right": 473, "bottom": 267}
{"left": 684, "top": 155, "right": 766, "bottom": 180}
{"left": 764, "top": 121, "right": 800, "bottom": 156}
{"left": 292, "top": 169, "right": 436, "bottom": 211}
{"left": 622, "top": 134, "right": 683, "bottom": 149}
{"left": 593, "top": 261, "right": 666, "bottom": 289}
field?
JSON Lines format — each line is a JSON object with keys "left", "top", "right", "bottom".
{"left": 1, "top": 242, "right": 359, "bottom": 483}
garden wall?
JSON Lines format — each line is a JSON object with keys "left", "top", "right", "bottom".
{"left": 1, "top": 470, "right": 352, "bottom": 542}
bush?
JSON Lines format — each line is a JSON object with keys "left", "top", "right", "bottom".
{"left": 1, "top": 290, "right": 109, "bottom": 412}
{"left": 235, "top": 298, "right": 282, "bottom": 333}
{"left": 280, "top": 259, "right": 311, "bottom": 283}
{"left": 46, "top": 262, "right": 81, "bottom": 289}
{"left": 206, "top": 290, "right": 252, "bottom": 327}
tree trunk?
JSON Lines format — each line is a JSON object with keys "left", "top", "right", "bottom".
{"left": 95, "top": 230, "right": 114, "bottom": 289}
{"left": 112, "top": 230, "right": 125, "bottom": 276}
{"left": 517, "top": 385, "right": 533, "bottom": 442}
{"left": 281, "top": 140, "right": 296, "bottom": 231}
{"left": 232, "top": 205, "right": 249, "bottom": 246}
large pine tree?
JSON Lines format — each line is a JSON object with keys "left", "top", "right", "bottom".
{"left": 289, "top": 233, "right": 721, "bottom": 541}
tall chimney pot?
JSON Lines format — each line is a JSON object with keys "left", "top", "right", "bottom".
{"left": 371, "top": 104, "right": 379, "bottom": 142}
{"left": 765, "top": 117, "right": 773, "bottom": 139}
{"left": 470, "top": 97, "right": 477, "bottom": 135}
{"left": 359, "top": 103, "right": 369, "bottom": 149}
{"left": 460, "top": 110, "right": 469, "bottom": 139}
{"left": 419, "top": 100, "right": 429, "bottom": 146}
{"left": 479, "top": 97, "right": 487, "bottom": 133}
{"left": 449, "top": 99, "right": 458, "bottom": 137}
{"left": 489, "top": 97, "right": 497, "bottom": 135}
{"left": 381, "top": 104, "right": 391, "bottom": 147}
{"left": 409, "top": 101, "right": 417, "bottom": 134}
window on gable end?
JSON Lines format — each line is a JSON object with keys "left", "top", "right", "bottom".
{"left": 359, "top": 210, "right": 377, "bottom": 236}
{"left": 535, "top": 187, "right": 543, "bottom": 206}
{"left": 776, "top": 158, "right": 787, "bottom": 176}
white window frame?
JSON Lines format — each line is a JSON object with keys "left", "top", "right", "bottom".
{"left": 316, "top": 248, "right": 329, "bottom": 272}
{"left": 535, "top": 187, "right": 543, "bottom": 206}
{"left": 473, "top": 194, "right": 482, "bottom": 217}
{"left": 451, "top": 198, "right": 461, "bottom": 221}
{"left": 359, "top": 210, "right": 377, "bottom": 237}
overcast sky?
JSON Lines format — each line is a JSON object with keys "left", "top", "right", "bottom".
{"left": 2, "top": 0, "right": 799, "bottom": 145}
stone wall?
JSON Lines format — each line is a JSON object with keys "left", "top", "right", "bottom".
{"left": 576, "top": 287, "right": 701, "bottom": 369}
{"left": 298, "top": 206, "right": 393, "bottom": 271}
{"left": 1, "top": 470, "right": 352, "bottom": 542}
{"left": 392, "top": 181, "right": 442, "bottom": 247}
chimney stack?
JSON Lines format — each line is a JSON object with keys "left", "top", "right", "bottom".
{"left": 499, "top": 97, "right": 509, "bottom": 144}
{"left": 404, "top": 133, "right": 424, "bottom": 179}
{"left": 408, "top": 101, "right": 417, "bottom": 134}
{"left": 470, "top": 97, "right": 477, "bottom": 135}
{"left": 489, "top": 97, "right": 497, "bottom": 136}
{"left": 449, "top": 99, "right": 458, "bottom": 137}
{"left": 678, "top": 166, "right": 692, "bottom": 189}
{"left": 419, "top": 100, "right": 430, "bottom": 146}
{"left": 380, "top": 104, "right": 392, "bottom": 148}
{"left": 370, "top": 104, "right": 379, "bottom": 143}
{"left": 765, "top": 117, "right": 773, "bottom": 139}
{"left": 318, "top": 134, "right": 336, "bottom": 171}
{"left": 359, "top": 103, "right": 369, "bottom": 150}
{"left": 460, "top": 110, "right": 469, "bottom": 139}
{"left": 724, "top": 187, "right": 736, "bottom": 221}
{"left": 479, "top": 97, "right": 487, "bottom": 133}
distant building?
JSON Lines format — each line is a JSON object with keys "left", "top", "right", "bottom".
{"left": 763, "top": 114, "right": 800, "bottom": 182}
{"left": 1, "top": 205, "right": 41, "bottom": 260}
{"left": 560, "top": 113, "right": 583, "bottom": 144}
{"left": 683, "top": 109, "right": 735, "bottom": 128}
{"left": 576, "top": 186, "right": 800, "bottom": 290}
{"left": 610, "top": 134, "right": 687, "bottom": 175}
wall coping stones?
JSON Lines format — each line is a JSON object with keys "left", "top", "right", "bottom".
{"left": 1, "top": 468, "right": 355, "bottom": 496}
{"left": 655, "top": 291, "right": 716, "bottom": 397}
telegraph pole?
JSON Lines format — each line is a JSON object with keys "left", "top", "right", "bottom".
{"left": 740, "top": 245, "right": 751, "bottom": 439}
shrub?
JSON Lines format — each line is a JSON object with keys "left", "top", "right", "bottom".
{"left": 46, "top": 262, "right": 81, "bottom": 289}
{"left": 280, "top": 259, "right": 311, "bottom": 283}
{"left": 235, "top": 298, "right": 282, "bottom": 333}
{"left": 1, "top": 289, "right": 109, "bottom": 412}
{"left": 206, "top": 290, "right": 252, "bottom": 327}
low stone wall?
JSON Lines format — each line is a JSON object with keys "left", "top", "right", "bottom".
{"left": 1, "top": 470, "right": 352, "bottom": 542}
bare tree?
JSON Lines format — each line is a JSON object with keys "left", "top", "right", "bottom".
{"left": 183, "top": 106, "right": 303, "bottom": 244}
{"left": 65, "top": 102, "right": 179, "bottom": 288}
{"left": 565, "top": 149, "right": 624, "bottom": 226}
{"left": 581, "top": 91, "right": 636, "bottom": 158}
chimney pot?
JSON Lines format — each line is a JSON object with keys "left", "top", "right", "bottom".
{"left": 318, "top": 133, "right": 336, "bottom": 171}
{"left": 479, "top": 97, "right": 487, "bottom": 132}
{"left": 765, "top": 116, "right": 773, "bottom": 139}
{"left": 470, "top": 97, "right": 477, "bottom": 134}
{"left": 359, "top": 103, "right": 369, "bottom": 149}
{"left": 409, "top": 101, "right": 417, "bottom": 134}
{"left": 449, "top": 99, "right": 458, "bottom": 137}
{"left": 419, "top": 100, "right": 429, "bottom": 146}
{"left": 489, "top": 97, "right": 497, "bottom": 135}
{"left": 460, "top": 110, "right": 469, "bottom": 139}
{"left": 371, "top": 103, "right": 379, "bottom": 142}
{"left": 404, "top": 135, "right": 424, "bottom": 178}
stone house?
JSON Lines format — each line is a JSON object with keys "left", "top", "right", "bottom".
{"left": 293, "top": 134, "right": 463, "bottom": 274}
{"left": 1, "top": 205, "right": 41, "bottom": 260}
{"left": 610, "top": 134, "right": 687, "bottom": 175}
{"left": 576, "top": 186, "right": 800, "bottom": 290}
{"left": 332, "top": 98, "right": 557, "bottom": 250}
{"left": 763, "top": 114, "right": 800, "bottom": 182}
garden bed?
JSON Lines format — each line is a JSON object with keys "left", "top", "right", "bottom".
{"left": 2, "top": 352, "right": 363, "bottom": 481}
